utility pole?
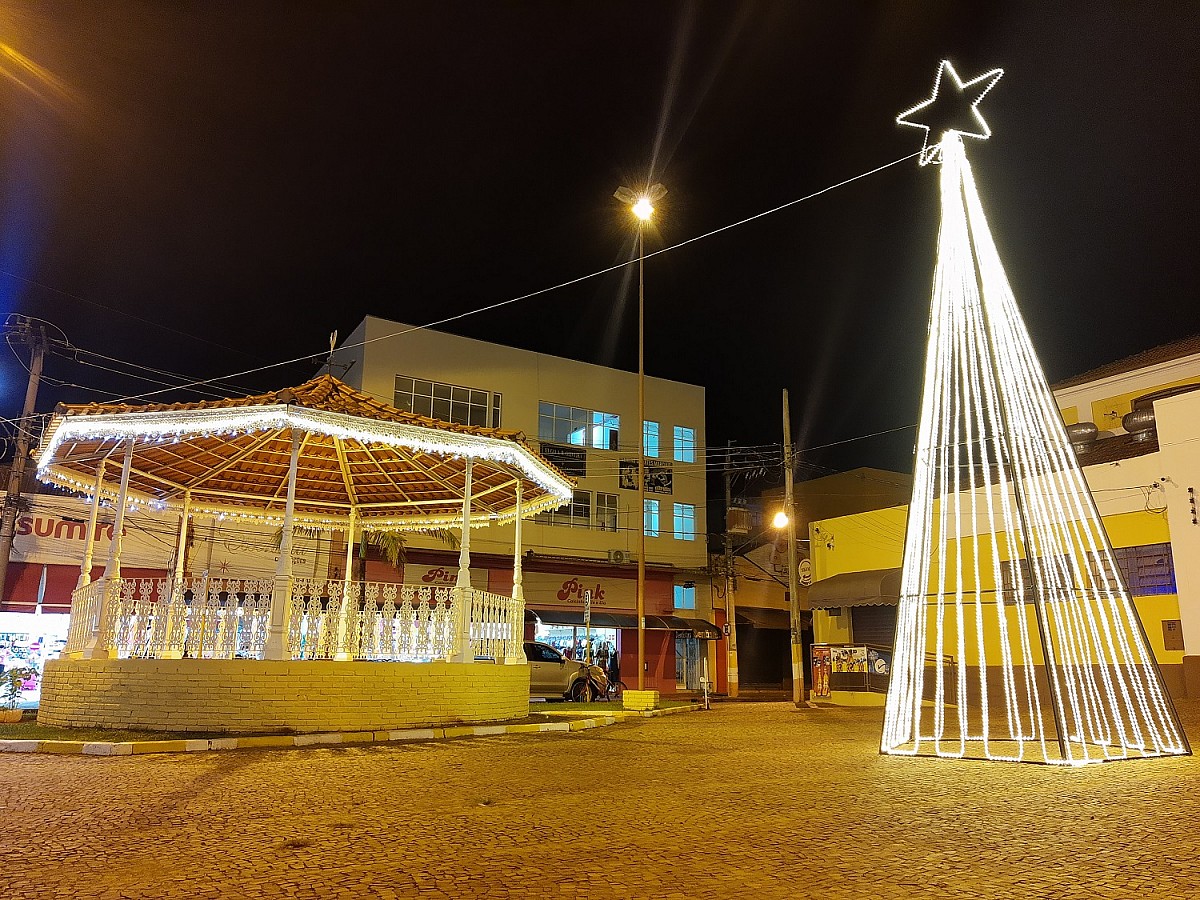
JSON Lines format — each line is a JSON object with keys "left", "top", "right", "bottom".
{"left": 724, "top": 440, "right": 739, "bottom": 698}
{"left": 0, "top": 318, "right": 48, "bottom": 604}
{"left": 782, "top": 388, "right": 806, "bottom": 707}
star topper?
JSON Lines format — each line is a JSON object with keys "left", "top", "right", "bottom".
{"left": 897, "top": 60, "right": 1003, "bottom": 165}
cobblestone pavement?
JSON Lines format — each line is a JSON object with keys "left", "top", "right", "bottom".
{"left": 4, "top": 700, "right": 1200, "bottom": 900}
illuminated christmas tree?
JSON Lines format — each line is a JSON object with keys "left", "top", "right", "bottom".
{"left": 882, "top": 62, "right": 1190, "bottom": 764}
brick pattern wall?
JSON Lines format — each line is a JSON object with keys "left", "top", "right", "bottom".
{"left": 38, "top": 659, "right": 531, "bottom": 733}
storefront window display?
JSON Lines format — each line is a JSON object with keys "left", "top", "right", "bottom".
{"left": 534, "top": 623, "right": 617, "bottom": 666}
{"left": 0, "top": 613, "right": 69, "bottom": 708}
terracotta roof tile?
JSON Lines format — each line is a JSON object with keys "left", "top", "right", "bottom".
{"left": 1052, "top": 335, "right": 1200, "bottom": 391}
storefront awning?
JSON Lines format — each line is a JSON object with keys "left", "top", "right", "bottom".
{"left": 807, "top": 568, "right": 902, "bottom": 609}
{"left": 736, "top": 607, "right": 791, "bottom": 630}
{"left": 528, "top": 608, "right": 720, "bottom": 638}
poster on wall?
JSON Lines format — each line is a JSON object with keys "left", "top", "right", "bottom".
{"left": 830, "top": 645, "right": 868, "bottom": 673}
{"left": 867, "top": 647, "right": 892, "bottom": 677}
{"left": 811, "top": 645, "right": 831, "bottom": 698}
{"left": 618, "top": 459, "right": 673, "bottom": 494}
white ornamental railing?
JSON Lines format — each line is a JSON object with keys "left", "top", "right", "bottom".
{"left": 469, "top": 589, "right": 525, "bottom": 662}
{"left": 288, "top": 579, "right": 460, "bottom": 661}
{"left": 63, "top": 577, "right": 108, "bottom": 654}
{"left": 110, "top": 576, "right": 273, "bottom": 660}
{"left": 63, "top": 575, "right": 524, "bottom": 664}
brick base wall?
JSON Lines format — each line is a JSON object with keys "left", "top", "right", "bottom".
{"left": 38, "top": 658, "right": 531, "bottom": 733}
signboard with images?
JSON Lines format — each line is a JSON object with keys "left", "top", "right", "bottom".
{"left": 830, "top": 645, "right": 868, "bottom": 673}
{"left": 618, "top": 459, "right": 673, "bottom": 494}
{"left": 539, "top": 442, "right": 587, "bottom": 478}
{"left": 811, "top": 645, "right": 832, "bottom": 698}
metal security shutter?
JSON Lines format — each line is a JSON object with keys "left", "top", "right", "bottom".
{"left": 851, "top": 605, "right": 897, "bottom": 648}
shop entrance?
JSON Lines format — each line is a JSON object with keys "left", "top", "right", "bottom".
{"left": 675, "top": 634, "right": 701, "bottom": 690}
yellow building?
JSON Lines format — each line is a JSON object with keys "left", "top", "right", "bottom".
{"left": 808, "top": 336, "right": 1200, "bottom": 701}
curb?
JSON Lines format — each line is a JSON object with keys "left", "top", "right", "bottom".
{"left": 0, "top": 703, "right": 701, "bottom": 757}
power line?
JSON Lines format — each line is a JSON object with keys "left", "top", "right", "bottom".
{"left": 82, "top": 148, "right": 926, "bottom": 406}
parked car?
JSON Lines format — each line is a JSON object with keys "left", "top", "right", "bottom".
{"left": 523, "top": 640, "right": 607, "bottom": 701}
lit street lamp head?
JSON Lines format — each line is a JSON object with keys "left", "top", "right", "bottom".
{"left": 614, "top": 182, "right": 667, "bottom": 222}
{"left": 772, "top": 510, "right": 790, "bottom": 529}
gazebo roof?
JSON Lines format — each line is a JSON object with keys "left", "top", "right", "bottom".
{"left": 35, "top": 374, "right": 573, "bottom": 529}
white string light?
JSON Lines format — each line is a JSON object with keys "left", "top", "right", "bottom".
{"left": 883, "top": 67, "right": 1189, "bottom": 765}
{"left": 897, "top": 60, "right": 1004, "bottom": 166}
{"left": 35, "top": 401, "right": 574, "bottom": 531}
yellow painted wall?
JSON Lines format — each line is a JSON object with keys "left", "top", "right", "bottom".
{"left": 1090, "top": 376, "right": 1200, "bottom": 431}
{"left": 810, "top": 504, "right": 1181, "bottom": 667}
{"left": 39, "top": 658, "right": 530, "bottom": 732}
{"left": 813, "top": 608, "right": 852, "bottom": 644}
{"left": 1060, "top": 406, "right": 1079, "bottom": 426}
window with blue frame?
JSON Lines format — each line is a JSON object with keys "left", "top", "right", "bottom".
{"left": 673, "top": 425, "right": 695, "bottom": 462}
{"left": 644, "top": 499, "right": 660, "bottom": 537}
{"left": 643, "top": 421, "right": 659, "bottom": 457}
{"left": 673, "top": 502, "right": 695, "bottom": 541}
{"left": 674, "top": 583, "right": 696, "bottom": 610}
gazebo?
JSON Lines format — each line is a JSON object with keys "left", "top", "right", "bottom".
{"left": 34, "top": 375, "right": 574, "bottom": 733}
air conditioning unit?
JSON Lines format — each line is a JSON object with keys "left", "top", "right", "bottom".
{"left": 608, "top": 549, "right": 637, "bottom": 564}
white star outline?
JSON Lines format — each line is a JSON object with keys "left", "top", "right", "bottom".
{"left": 897, "top": 60, "right": 1004, "bottom": 165}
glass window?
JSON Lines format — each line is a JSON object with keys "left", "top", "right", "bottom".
{"left": 674, "top": 584, "right": 696, "bottom": 610}
{"left": 596, "top": 493, "right": 619, "bottom": 532}
{"left": 1090, "top": 543, "right": 1177, "bottom": 596}
{"left": 643, "top": 421, "right": 659, "bottom": 457}
{"left": 999, "top": 555, "right": 1069, "bottom": 605}
{"left": 673, "top": 426, "right": 695, "bottom": 462}
{"left": 673, "top": 503, "right": 695, "bottom": 541}
{"left": 397, "top": 375, "right": 497, "bottom": 427}
{"left": 644, "top": 499, "right": 660, "bottom": 537}
{"left": 536, "top": 490, "right": 592, "bottom": 528}
{"left": 539, "top": 401, "right": 619, "bottom": 449}
{"left": 592, "top": 411, "right": 620, "bottom": 450}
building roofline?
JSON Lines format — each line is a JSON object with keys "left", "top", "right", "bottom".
{"left": 354, "top": 314, "right": 706, "bottom": 392}
{"left": 1052, "top": 334, "right": 1200, "bottom": 391}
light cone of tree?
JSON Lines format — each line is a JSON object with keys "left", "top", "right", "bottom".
{"left": 882, "top": 133, "right": 1190, "bottom": 765}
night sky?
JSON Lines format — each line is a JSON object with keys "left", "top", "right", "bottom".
{"left": 2, "top": 2, "right": 1198, "bottom": 481}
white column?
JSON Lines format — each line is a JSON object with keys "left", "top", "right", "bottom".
{"left": 456, "top": 459, "right": 473, "bottom": 589}
{"left": 158, "top": 490, "right": 191, "bottom": 659}
{"left": 508, "top": 479, "right": 527, "bottom": 664}
{"left": 103, "top": 441, "right": 135, "bottom": 580}
{"left": 451, "top": 458, "right": 474, "bottom": 662}
{"left": 82, "top": 440, "right": 135, "bottom": 659}
{"left": 76, "top": 460, "right": 106, "bottom": 590}
{"left": 334, "top": 508, "right": 357, "bottom": 660}
{"left": 264, "top": 428, "right": 303, "bottom": 660}
{"left": 511, "top": 481, "right": 524, "bottom": 602}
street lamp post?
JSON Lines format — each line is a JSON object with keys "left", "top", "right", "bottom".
{"left": 779, "top": 388, "right": 806, "bottom": 706}
{"left": 615, "top": 182, "right": 665, "bottom": 693}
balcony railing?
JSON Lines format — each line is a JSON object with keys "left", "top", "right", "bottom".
{"left": 61, "top": 574, "right": 524, "bottom": 664}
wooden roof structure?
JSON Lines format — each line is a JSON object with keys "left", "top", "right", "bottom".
{"left": 35, "top": 374, "right": 573, "bottom": 529}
